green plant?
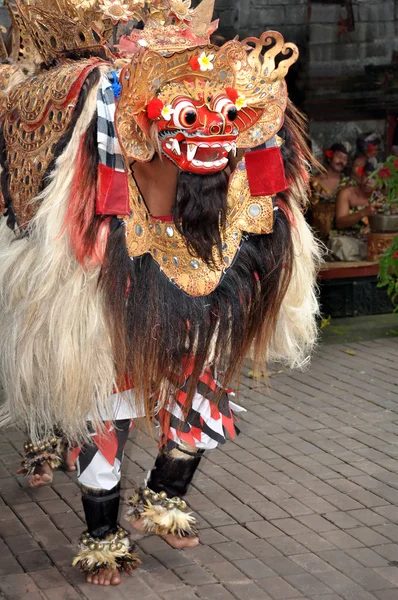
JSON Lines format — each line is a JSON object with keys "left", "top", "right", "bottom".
{"left": 371, "top": 155, "right": 398, "bottom": 205}
{"left": 378, "top": 235, "right": 398, "bottom": 313}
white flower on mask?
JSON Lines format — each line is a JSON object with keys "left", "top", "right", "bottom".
{"left": 161, "top": 105, "right": 175, "bottom": 120}
{"left": 236, "top": 95, "right": 247, "bottom": 110}
{"left": 99, "top": 0, "right": 134, "bottom": 24}
{"left": 197, "top": 52, "right": 214, "bottom": 72}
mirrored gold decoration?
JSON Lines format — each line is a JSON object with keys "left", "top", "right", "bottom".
{"left": 4, "top": 59, "right": 104, "bottom": 224}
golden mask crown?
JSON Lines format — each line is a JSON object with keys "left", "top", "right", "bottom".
{"left": 116, "top": 31, "right": 299, "bottom": 161}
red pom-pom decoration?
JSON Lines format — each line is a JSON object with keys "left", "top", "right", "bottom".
{"left": 189, "top": 56, "right": 201, "bottom": 71}
{"left": 225, "top": 87, "right": 239, "bottom": 103}
{"left": 367, "top": 143, "right": 375, "bottom": 152}
{"left": 357, "top": 166, "right": 365, "bottom": 176}
{"left": 147, "top": 98, "right": 164, "bottom": 120}
{"left": 325, "top": 149, "right": 333, "bottom": 159}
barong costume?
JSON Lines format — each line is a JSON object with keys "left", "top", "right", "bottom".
{"left": 0, "top": 0, "right": 320, "bottom": 577}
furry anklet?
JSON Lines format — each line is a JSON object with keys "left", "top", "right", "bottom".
{"left": 126, "top": 487, "right": 197, "bottom": 538}
{"left": 72, "top": 527, "right": 140, "bottom": 575}
{"left": 20, "top": 429, "right": 66, "bottom": 476}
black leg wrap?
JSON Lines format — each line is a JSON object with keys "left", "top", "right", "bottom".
{"left": 126, "top": 447, "right": 201, "bottom": 537}
{"left": 82, "top": 484, "right": 120, "bottom": 540}
{"left": 147, "top": 447, "right": 204, "bottom": 498}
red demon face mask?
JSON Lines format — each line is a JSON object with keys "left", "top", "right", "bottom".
{"left": 146, "top": 86, "right": 241, "bottom": 174}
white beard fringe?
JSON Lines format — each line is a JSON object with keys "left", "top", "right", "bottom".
{"left": 0, "top": 80, "right": 117, "bottom": 443}
{"left": 265, "top": 180, "right": 323, "bottom": 370}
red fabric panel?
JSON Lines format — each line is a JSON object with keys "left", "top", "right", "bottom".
{"left": 96, "top": 163, "right": 129, "bottom": 215}
{"left": 151, "top": 214, "right": 174, "bottom": 222}
{"left": 93, "top": 422, "right": 119, "bottom": 465}
{"left": 178, "top": 430, "right": 197, "bottom": 447}
{"left": 245, "top": 147, "right": 287, "bottom": 197}
{"left": 190, "top": 426, "right": 204, "bottom": 441}
{"left": 210, "top": 402, "right": 221, "bottom": 420}
{"left": 68, "top": 446, "right": 81, "bottom": 465}
{"left": 200, "top": 369, "right": 218, "bottom": 393}
{"left": 222, "top": 412, "right": 236, "bottom": 438}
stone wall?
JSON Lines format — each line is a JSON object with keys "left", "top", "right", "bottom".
{"left": 309, "top": 0, "right": 398, "bottom": 79}
{"left": 213, "top": 0, "right": 308, "bottom": 47}
{"left": 211, "top": 0, "right": 398, "bottom": 79}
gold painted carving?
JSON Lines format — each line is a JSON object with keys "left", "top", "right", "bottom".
{"left": 367, "top": 233, "right": 396, "bottom": 262}
{"left": 0, "top": 65, "right": 20, "bottom": 120}
{"left": 116, "top": 32, "right": 298, "bottom": 162}
{"left": 4, "top": 59, "right": 103, "bottom": 224}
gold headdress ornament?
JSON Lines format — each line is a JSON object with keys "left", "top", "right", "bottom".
{"left": 116, "top": 0, "right": 218, "bottom": 54}
{"left": 2, "top": 0, "right": 218, "bottom": 65}
{"left": 4, "top": 0, "right": 112, "bottom": 65}
{"left": 116, "top": 31, "right": 299, "bottom": 161}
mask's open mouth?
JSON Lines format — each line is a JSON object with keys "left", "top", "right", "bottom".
{"left": 159, "top": 131, "right": 237, "bottom": 173}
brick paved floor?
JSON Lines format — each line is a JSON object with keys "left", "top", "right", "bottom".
{"left": 0, "top": 337, "right": 398, "bottom": 599}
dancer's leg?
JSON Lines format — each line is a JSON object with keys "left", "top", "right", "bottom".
{"left": 128, "top": 444, "right": 203, "bottom": 548}
{"left": 73, "top": 419, "right": 139, "bottom": 585}
{"left": 127, "top": 369, "right": 240, "bottom": 547}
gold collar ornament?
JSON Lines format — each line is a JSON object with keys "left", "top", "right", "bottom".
{"left": 122, "top": 158, "right": 274, "bottom": 297}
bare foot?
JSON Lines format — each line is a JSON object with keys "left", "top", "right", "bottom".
{"left": 86, "top": 568, "right": 121, "bottom": 586}
{"left": 28, "top": 462, "right": 53, "bottom": 488}
{"left": 18, "top": 445, "right": 76, "bottom": 487}
{"left": 132, "top": 517, "right": 199, "bottom": 548}
{"left": 162, "top": 532, "right": 199, "bottom": 548}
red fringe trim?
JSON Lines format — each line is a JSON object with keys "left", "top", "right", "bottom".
{"left": 64, "top": 136, "right": 103, "bottom": 265}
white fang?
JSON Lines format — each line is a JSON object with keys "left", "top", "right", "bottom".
{"left": 171, "top": 139, "right": 181, "bottom": 156}
{"left": 187, "top": 144, "right": 198, "bottom": 162}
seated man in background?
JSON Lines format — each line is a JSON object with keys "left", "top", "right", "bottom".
{"left": 311, "top": 143, "right": 350, "bottom": 205}
{"left": 310, "top": 143, "right": 350, "bottom": 242}
{"left": 329, "top": 162, "right": 383, "bottom": 261}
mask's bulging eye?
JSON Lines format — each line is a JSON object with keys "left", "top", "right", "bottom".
{"left": 214, "top": 97, "right": 238, "bottom": 122}
{"left": 173, "top": 100, "right": 198, "bottom": 128}
{"left": 184, "top": 110, "right": 197, "bottom": 126}
{"left": 227, "top": 106, "right": 238, "bottom": 121}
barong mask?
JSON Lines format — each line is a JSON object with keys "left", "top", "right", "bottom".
{"left": 112, "top": 18, "right": 299, "bottom": 293}
{"left": 1, "top": 0, "right": 299, "bottom": 184}
{"left": 115, "top": 30, "right": 299, "bottom": 172}
{"left": 147, "top": 81, "right": 240, "bottom": 173}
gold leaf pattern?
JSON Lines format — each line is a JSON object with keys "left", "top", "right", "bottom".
{"left": 4, "top": 59, "right": 103, "bottom": 225}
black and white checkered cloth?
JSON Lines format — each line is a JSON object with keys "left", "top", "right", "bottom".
{"left": 97, "top": 72, "right": 126, "bottom": 173}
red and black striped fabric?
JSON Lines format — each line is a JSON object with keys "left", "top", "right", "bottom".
{"left": 157, "top": 366, "right": 241, "bottom": 451}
